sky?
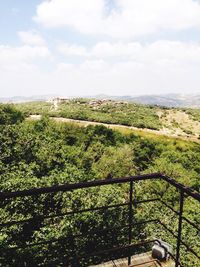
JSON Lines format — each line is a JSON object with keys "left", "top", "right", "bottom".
{"left": 1, "top": 0, "right": 200, "bottom": 97}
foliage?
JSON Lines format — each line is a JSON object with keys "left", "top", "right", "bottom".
{"left": 184, "top": 108, "right": 200, "bottom": 122}
{"left": 0, "top": 106, "right": 199, "bottom": 266}
{"left": 16, "top": 101, "right": 52, "bottom": 116}
{"left": 17, "top": 99, "right": 162, "bottom": 130}
{"left": 0, "top": 104, "right": 24, "bottom": 125}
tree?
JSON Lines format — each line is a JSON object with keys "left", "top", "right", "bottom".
{"left": 0, "top": 104, "right": 24, "bottom": 125}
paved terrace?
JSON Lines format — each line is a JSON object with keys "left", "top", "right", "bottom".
{"left": 90, "top": 252, "right": 175, "bottom": 267}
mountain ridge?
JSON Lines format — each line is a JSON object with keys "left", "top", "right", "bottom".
{"left": 0, "top": 94, "right": 200, "bottom": 108}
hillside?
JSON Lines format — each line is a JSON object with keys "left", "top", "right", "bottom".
{"left": 16, "top": 99, "right": 200, "bottom": 142}
{"left": 110, "top": 94, "right": 200, "bottom": 108}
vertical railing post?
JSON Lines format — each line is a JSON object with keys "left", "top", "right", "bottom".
{"left": 175, "top": 190, "right": 184, "bottom": 267}
{"left": 128, "top": 180, "right": 133, "bottom": 265}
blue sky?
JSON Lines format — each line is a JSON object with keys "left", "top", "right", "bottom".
{"left": 0, "top": 1, "right": 39, "bottom": 44}
{"left": 1, "top": 0, "right": 200, "bottom": 97}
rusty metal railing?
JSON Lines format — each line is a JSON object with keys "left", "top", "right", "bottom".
{"left": 0, "top": 173, "right": 199, "bottom": 266}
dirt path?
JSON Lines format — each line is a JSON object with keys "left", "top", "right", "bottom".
{"left": 29, "top": 115, "right": 200, "bottom": 144}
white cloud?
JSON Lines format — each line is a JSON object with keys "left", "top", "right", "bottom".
{"left": 0, "top": 45, "right": 50, "bottom": 64}
{"left": 58, "top": 40, "right": 200, "bottom": 65}
{"left": 34, "top": 0, "right": 104, "bottom": 32}
{"left": 57, "top": 42, "right": 142, "bottom": 58}
{"left": 1, "top": 54, "right": 200, "bottom": 97}
{"left": 1, "top": 40, "right": 200, "bottom": 97}
{"left": 55, "top": 63, "right": 75, "bottom": 73}
{"left": 18, "top": 30, "right": 46, "bottom": 46}
{"left": 0, "top": 44, "right": 51, "bottom": 96}
{"left": 56, "top": 40, "right": 200, "bottom": 75}
{"left": 47, "top": 54, "right": 200, "bottom": 96}
{"left": 91, "top": 42, "right": 142, "bottom": 58}
{"left": 0, "top": 44, "right": 51, "bottom": 77}
{"left": 57, "top": 43, "right": 88, "bottom": 56}
{"left": 34, "top": 0, "right": 200, "bottom": 38}
{"left": 80, "top": 59, "right": 109, "bottom": 72}
{"left": 36, "top": 57, "right": 200, "bottom": 96}
{"left": 140, "top": 41, "right": 200, "bottom": 63}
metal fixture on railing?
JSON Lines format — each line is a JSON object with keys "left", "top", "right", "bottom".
{"left": 152, "top": 240, "right": 173, "bottom": 261}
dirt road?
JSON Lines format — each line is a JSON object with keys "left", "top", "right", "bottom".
{"left": 29, "top": 115, "right": 200, "bottom": 144}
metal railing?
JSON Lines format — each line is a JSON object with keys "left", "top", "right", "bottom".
{"left": 0, "top": 173, "right": 200, "bottom": 266}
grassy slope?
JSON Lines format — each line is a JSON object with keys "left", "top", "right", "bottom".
{"left": 16, "top": 99, "right": 200, "bottom": 139}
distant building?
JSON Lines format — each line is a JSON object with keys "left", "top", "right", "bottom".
{"left": 89, "top": 99, "right": 113, "bottom": 107}
{"left": 47, "top": 97, "right": 69, "bottom": 111}
{"left": 47, "top": 97, "right": 69, "bottom": 104}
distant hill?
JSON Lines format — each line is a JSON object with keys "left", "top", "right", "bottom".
{"left": 128, "top": 94, "right": 200, "bottom": 108}
{"left": 1, "top": 94, "right": 200, "bottom": 108}
{"left": 90, "top": 94, "right": 200, "bottom": 108}
{"left": 0, "top": 95, "right": 57, "bottom": 103}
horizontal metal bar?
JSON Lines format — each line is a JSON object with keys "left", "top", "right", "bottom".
{"left": 35, "top": 240, "right": 158, "bottom": 266}
{"left": 60, "top": 239, "right": 157, "bottom": 261}
{"left": 160, "top": 200, "right": 200, "bottom": 232}
{"left": 136, "top": 198, "right": 160, "bottom": 204}
{"left": 0, "top": 172, "right": 199, "bottom": 266}
{"left": 1, "top": 173, "right": 199, "bottom": 203}
{"left": 0, "top": 198, "right": 160, "bottom": 228}
{"left": 0, "top": 173, "right": 161, "bottom": 200}
{"left": 0, "top": 198, "right": 200, "bottom": 238}
{"left": 73, "top": 219, "right": 158, "bottom": 240}
{"left": 161, "top": 174, "right": 200, "bottom": 202}
{"left": 1, "top": 224, "right": 130, "bottom": 251}
{"left": 2, "top": 219, "right": 159, "bottom": 251}
{"left": 0, "top": 202, "right": 129, "bottom": 228}
{"left": 159, "top": 221, "right": 200, "bottom": 261}
{"left": 77, "top": 239, "right": 157, "bottom": 259}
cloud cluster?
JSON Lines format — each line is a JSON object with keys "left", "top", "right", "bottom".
{"left": 0, "top": 29, "right": 50, "bottom": 74}
{"left": 18, "top": 30, "right": 46, "bottom": 46}
{"left": 57, "top": 40, "right": 200, "bottom": 65}
{"left": 58, "top": 43, "right": 88, "bottom": 57}
{"left": 3, "top": 55, "right": 199, "bottom": 97}
{"left": 1, "top": 36, "right": 200, "bottom": 96}
{"left": 35, "top": 0, "right": 200, "bottom": 38}
{"left": 1, "top": 0, "right": 200, "bottom": 97}
{"left": 0, "top": 45, "right": 49, "bottom": 62}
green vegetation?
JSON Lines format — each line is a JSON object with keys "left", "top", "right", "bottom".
{"left": 0, "top": 104, "right": 199, "bottom": 266}
{"left": 184, "top": 108, "right": 200, "bottom": 122}
{"left": 16, "top": 99, "right": 200, "bottom": 142}
{"left": 0, "top": 104, "right": 24, "bottom": 125}
{"left": 58, "top": 100, "right": 162, "bottom": 130}
{"left": 16, "top": 99, "right": 162, "bottom": 130}
{"left": 16, "top": 101, "right": 52, "bottom": 116}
